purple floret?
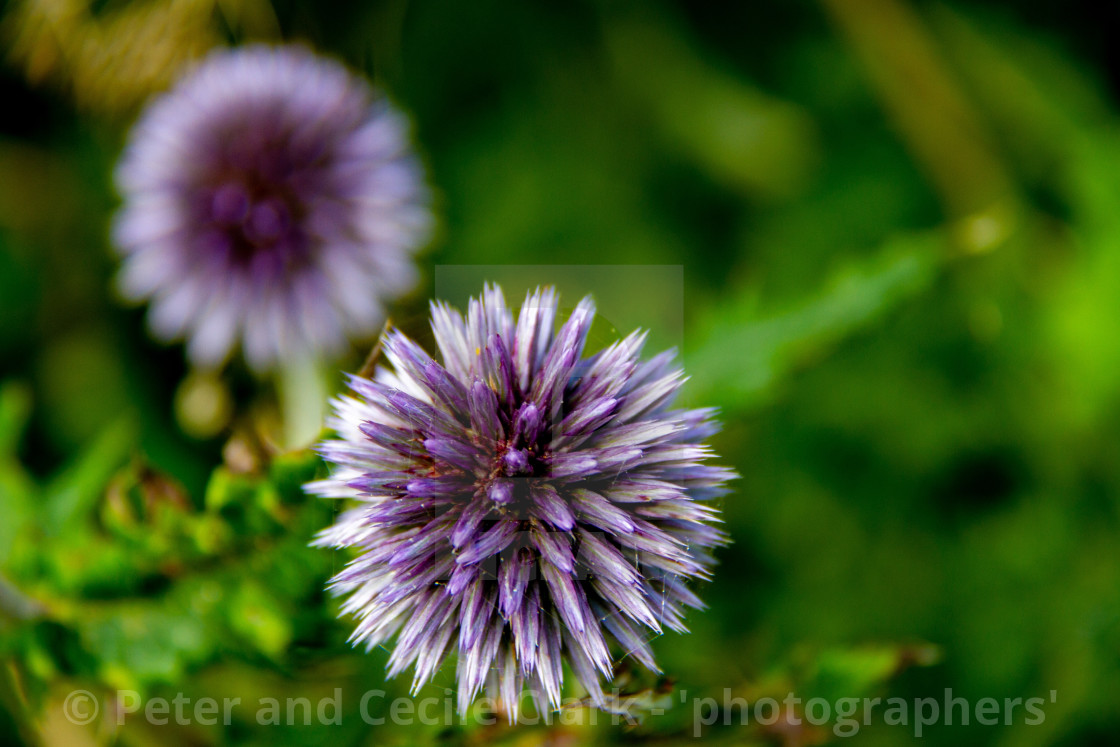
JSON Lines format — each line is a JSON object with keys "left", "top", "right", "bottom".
{"left": 113, "top": 45, "right": 431, "bottom": 371}
{"left": 308, "top": 285, "right": 734, "bottom": 719}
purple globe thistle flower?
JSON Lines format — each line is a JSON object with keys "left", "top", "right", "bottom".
{"left": 113, "top": 45, "right": 431, "bottom": 372}
{"left": 308, "top": 285, "right": 734, "bottom": 718}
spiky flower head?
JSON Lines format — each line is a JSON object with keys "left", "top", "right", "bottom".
{"left": 113, "top": 45, "right": 431, "bottom": 372}
{"left": 308, "top": 285, "right": 734, "bottom": 718}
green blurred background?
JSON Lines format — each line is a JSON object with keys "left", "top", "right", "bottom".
{"left": 2, "top": 0, "right": 1120, "bottom": 744}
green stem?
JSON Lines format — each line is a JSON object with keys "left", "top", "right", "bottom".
{"left": 817, "top": 0, "right": 1015, "bottom": 219}
{"left": 277, "top": 358, "right": 329, "bottom": 450}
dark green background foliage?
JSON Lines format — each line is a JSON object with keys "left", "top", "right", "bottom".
{"left": 2, "top": 0, "right": 1119, "bottom": 744}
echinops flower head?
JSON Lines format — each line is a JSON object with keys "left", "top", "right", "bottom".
{"left": 113, "top": 45, "right": 431, "bottom": 372}
{"left": 308, "top": 285, "right": 734, "bottom": 719}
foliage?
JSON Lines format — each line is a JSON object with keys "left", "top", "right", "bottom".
{"left": 2, "top": 0, "right": 1120, "bottom": 745}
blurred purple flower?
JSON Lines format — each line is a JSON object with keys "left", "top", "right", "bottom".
{"left": 308, "top": 285, "right": 734, "bottom": 718}
{"left": 113, "top": 45, "right": 431, "bottom": 372}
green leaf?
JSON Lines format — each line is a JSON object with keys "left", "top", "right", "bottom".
{"left": 689, "top": 232, "right": 942, "bottom": 410}
{"left": 0, "top": 381, "right": 32, "bottom": 457}
{"left": 0, "top": 382, "right": 36, "bottom": 563}
{"left": 42, "top": 416, "right": 137, "bottom": 535}
{"left": 267, "top": 449, "right": 321, "bottom": 505}
{"left": 204, "top": 466, "right": 257, "bottom": 513}
{"left": 79, "top": 600, "right": 213, "bottom": 690}
{"left": 604, "top": 11, "right": 818, "bottom": 201}
{"left": 227, "top": 580, "right": 293, "bottom": 660}
{"left": 803, "top": 643, "right": 941, "bottom": 703}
